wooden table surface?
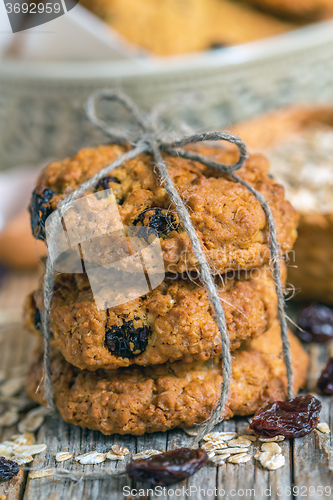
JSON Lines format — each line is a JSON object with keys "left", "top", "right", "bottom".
{"left": 0, "top": 270, "right": 332, "bottom": 500}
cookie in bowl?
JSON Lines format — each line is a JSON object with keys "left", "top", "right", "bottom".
{"left": 80, "top": 0, "right": 294, "bottom": 56}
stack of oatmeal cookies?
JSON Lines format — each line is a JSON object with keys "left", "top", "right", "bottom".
{"left": 23, "top": 143, "right": 309, "bottom": 435}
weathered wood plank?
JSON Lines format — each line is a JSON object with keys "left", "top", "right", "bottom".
{"left": 0, "top": 321, "right": 34, "bottom": 500}
{"left": 1, "top": 272, "right": 333, "bottom": 499}
{"left": 293, "top": 341, "right": 333, "bottom": 498}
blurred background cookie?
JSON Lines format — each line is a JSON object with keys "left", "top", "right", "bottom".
{"left": 233, "top": 106, "right": 333, "bottom": 303}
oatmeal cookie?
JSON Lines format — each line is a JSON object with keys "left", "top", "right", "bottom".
{"left": 24, "top": 264, "right": 286, "bottom": 370}
{"left": 26, "top": 321, "right": 308, "bottom": 435}
{"left": 29, "top": 144, "right": 298, "bottom": 275}
{"left": 233, "top": 105, "right": 333, "bottom": 303}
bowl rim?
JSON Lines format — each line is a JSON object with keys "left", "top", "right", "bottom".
{"left": 0, "top": 19, "right": 333, "bottom": 82}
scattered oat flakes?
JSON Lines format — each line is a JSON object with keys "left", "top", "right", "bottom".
{"left": 112, "top": 444, "right": 129, "bottom": 456}
{"left": 228, "top": 453, "right": 251, "bottom": 464}
{"left": 207, "top": 451, "right": 215, "bottom": 459}
{"left": 228, "top": 437, "right": 252, "bottom": 448}
{"left": 0, "top": 444, "right": 13, "bottom": 459}
{"left": 0, "top": 409, "right": 19, "bottom": 427}
{"left": 13, "top": 444, "right": 46, "bottom": 456}
{"left": 213, "top": 452, "right": 231, "bottom": 461}
{"left": 243, "top": 434, "right": 257, "bottom": 442}
{"left": 132, "top": 449, "right": 162, "bottom": 460}
{"left": 105, "top": 452, "right": 126, "bottom": 461}
{"left": 12, "top": 454, "right": 34, "bottom": 465}
{"left": 29, "top": 469, "right": 53, "bottom": 479}
{"left": 6, "top": 395, "right": 33, "bottom": 411}
{"left": 255, "top": 449, "right": 285, "bottom": 470}
{"left": 56, "top": 452, "right": 73, "bottom": 463}
{"left": 12, "top": 433, "right": 35, "bottom": 446}
{"left": 259, "top": 435, "right": 285, "bottom": 442}
{"left": 183, "top": 427, "right": 199, "bottom": 436}
{"left": 0, "top": 377, "right": 25, "bottom": 398}
{"left": 18, "top": 406, "right": 48, "bottom": 433}
{"left": 261, "top": 443, "right": 282, "bottom": 454}
{"left": 203, "top": 432, "right": 237, "bottom": 442}
{"left": 223, "top": 447, "right": 249, "bottom": 455}
{"left": 201, "top": 440, "right": 227, "bottom": 452}
{"left": 264, "top": 453, "right": 285, "bottom": 470}
{"left": 75, "top": 451, "right": 105, "bottom": 464}
{"left": 210, "top": 455, "right": 228, "bottom": 465}
{"left": 316, "top": 422, "right": 330, "bottom": 434}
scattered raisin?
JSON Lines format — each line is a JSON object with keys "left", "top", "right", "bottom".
{"left": 317, "top": 357, "right": 333, "bottom": 395}
{"left": 29, "top": 185, "right": 57, "bottom": 240}
{"left": 126, "top": 448, "right": 207, "bottom": 486}
{"left": 250, "top": 395, "right": 322, "bottom": 438}
{"left": 95, "top": 176, "right": 121, "bottom": 191}
{"left": 132, "top": 208, "right": 179, "bottom": 237}
{"left": 34, "top": 307, "right": 42, "bottom": 332}
{"left": 0, "top": 457, "right": 19, "bottom": 481}
{"left": 297, "top": 303, "right": 333, "bottom": 343}
{"left": 105, "top": 320, "right": 150, "bottom": 358}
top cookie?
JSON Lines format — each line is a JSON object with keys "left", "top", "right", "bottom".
{"left": 29, "top": 144, "right": 298, "bottom": 275}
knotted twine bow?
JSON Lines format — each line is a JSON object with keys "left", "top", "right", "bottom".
{"left": 41, "top": 90, "right": 293, "bottom": 445}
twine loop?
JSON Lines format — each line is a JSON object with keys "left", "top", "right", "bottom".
{"left": 41, "top": 90, "right": 293, "bottom": 444}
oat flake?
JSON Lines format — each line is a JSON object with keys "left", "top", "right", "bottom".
{"left": 228, "top": 453, "right": 252, "bottom": 464}
{"left": 316, "top": 422, "right": 330, "bottom": 434}
{"left": 0, "top": 409, "right": 19, "bottom": 427}
{"left": 75, "top": 451, "right": 105, "bottom": 464}
{"left": 259, "top": 435, "right": 285, "bottom": 442}
{"left": 18, "top": 406, "right": 48, "bottom": 433}
{"left": 228, "top": 436, "right": 252, "bottom": 448}
{"left": 56, "top": 452, "right": 73, "bottom": 463}
{"left": 132, "top": 449, "right": 162, "bottom": 460}
{"left": 112, "top": 444, "right": 129, "bottom": 456}
{"left": 203, "top": 432, "right": 237, "bottom": 442}
{"left": 29, "top": 469, "right": 53, "bottom": 479}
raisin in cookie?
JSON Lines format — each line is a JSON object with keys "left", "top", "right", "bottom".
{"left": 24, "top": 263, "right": 286, "bottom": 370}
{"left": 26, "top": 321, "right": 308, "bottom": 435}
{"left": 29, "top": 144, "right": 298, "bottom": 275}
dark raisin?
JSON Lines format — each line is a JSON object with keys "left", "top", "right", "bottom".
{"left": 317, "top": 357, "right": 333, "bottom": 395}
{"left": 126, "top": 448, "right": 207, "bottom": 486}
{"left": 29, "top": 185, "right": 57, "bottom": 240}
{"left": 0, "top": 457, "right": 19, "bottom": 481}
{"left": 95, "top": 176, "right": 121, "bottom": 191}
{"left": 210, "top": 42, "right": 226, "bottom": 50}
{"left": 250, "top": 395, "right": 322, "bottom": 438}
{"left": 132, "top": 208, "right": 179, "bottom": 237}
{"left": 296, "top": 303, "right": 333, "bottom": 343}
{"left": 34, "top": 307, "right": 42, "bottom": 331}
{"left": 105, "top": 320, "right": 150, "bottom": 358}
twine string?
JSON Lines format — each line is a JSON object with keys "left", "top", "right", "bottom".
{"left": 41, "top": 90, "right": 293, "bottom": 434}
